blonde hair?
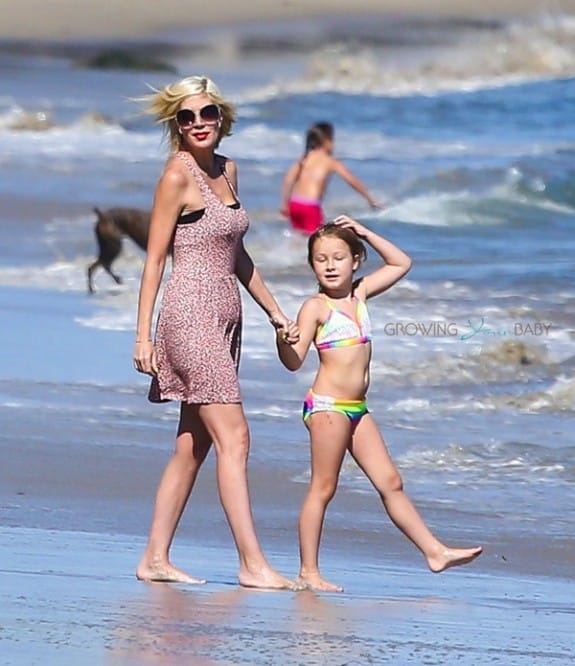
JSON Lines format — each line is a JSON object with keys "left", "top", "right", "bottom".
{"left": 138, "top": 75, "right": 235, "bottom": 152}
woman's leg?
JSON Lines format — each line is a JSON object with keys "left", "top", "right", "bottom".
{"left": 349, "top": 414, "right": 482, "bottom": 572}
{"left": 137, "top": 403, "right": 212, "bottom": 583}
{"left": 298, "top": 412, "right": 352, "bottom": 592}
{"left": 198, "top": 403, "right": 297, "bottom": 590}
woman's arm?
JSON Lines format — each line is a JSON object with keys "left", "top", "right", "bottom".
{"left": 228, "top": 157, "right": 298, "bottom": 338}
{"left": 335, "top": 215, "right": 412, "bottom": 300}
{"left": 133, "top": 167, "right": 185, "bottom": 375}
{"left": 276, "top": 297, "right": 321, "bottom": 371}
{"left": 279, "top": 161, "right": 301, "bottom": 217}
{"left": 235, "top": 244, "right": 298, "bottom": 337}
{"left": 224, "top": 158, "right": 274, "bottom": 315}
{"left": 332, "top": 159, "right": 384, "bottom": 209}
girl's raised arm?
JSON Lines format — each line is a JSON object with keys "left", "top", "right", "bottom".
{"left": 331, "top": 159, "right": 384, "bottom": 209}
{"left": 276, "top": 297, "right": 322, "bottom": 371}
{"left": 334, "top": 215, "right": 412, "bottom": 300}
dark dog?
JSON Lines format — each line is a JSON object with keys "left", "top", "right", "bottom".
{"left": 87, "top": 207, "right": 151, "bottom": 294}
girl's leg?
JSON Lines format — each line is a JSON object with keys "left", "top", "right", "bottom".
{"left": 298, "top": 412, "right": 352, "bottom": 592}
{"left": 349, "top": 414, "right": 482, "bottom": 572}
{"left": 197, "top": 403, "right": 297, "bottom": 590}
{"left": 137, "top": 403, "right": 212, "bottom": 583}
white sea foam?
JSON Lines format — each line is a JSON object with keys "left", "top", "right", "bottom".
{"left": 2, "top": 102, "right": 571, "bottom": 170}
{"left": 379, "top": 181, "right": 575, "bottom": 228}
{"left": 385, "top": 398, "right": 431, "bottom": 413}
{"left": 228, "top": 124, "right": 572, "bottom": 165}
{"left": 0, "top": 249, "right": 144, "bottom": 296}
{"left": 0, "top": 116, "right": 160, "bottom": 163}
{"left": 396, "top": 440, "right": 569, "bottom": 481}
{"left": 0, "top": 260, "right": 91, "bottom": 291}
{"left": 240, "top": 14, "right": 575, "bottom": 100}
{"left": 244, "top": 404, "right": 295, "bottom": 419}
{"left": 371, "top": 336, "right": 553, "bottom": 386}
{"left": 498, "top": 375, "right": 575, "bottom": 413}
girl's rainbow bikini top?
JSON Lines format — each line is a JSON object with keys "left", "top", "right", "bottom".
{"left": 314, "top": 294, "right": 372, "bottom": 350}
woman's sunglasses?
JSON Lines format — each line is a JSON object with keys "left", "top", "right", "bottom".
{"left": 175, "top": 104, "right": 220, "bottom": 129}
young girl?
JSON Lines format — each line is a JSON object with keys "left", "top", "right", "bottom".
{"left": 276, "top": 217, "right": 482, "bottom": 592}
{"left": 280, "top": 122, "right": 383, "bottom": 236}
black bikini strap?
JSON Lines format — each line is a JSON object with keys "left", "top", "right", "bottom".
{"left": 220, "top": 158, "right": 239, "bottom": 202}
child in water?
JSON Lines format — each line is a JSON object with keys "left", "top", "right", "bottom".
{"left": 280, "top": 122, "right": 384, "bottom": 236}
{"left": 276, "top": 217, "right": 482, "bottom": 591}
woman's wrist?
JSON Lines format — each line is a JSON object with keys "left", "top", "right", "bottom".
{"left": 267, "top": 306, "right": 282, "bottom": 320}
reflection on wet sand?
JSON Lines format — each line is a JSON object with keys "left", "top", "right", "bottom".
{"left": 107, "top": 585, "right": 248, "bottom": 665}
{"left": 107, "top": 580, "right": 460, "bottom": 666}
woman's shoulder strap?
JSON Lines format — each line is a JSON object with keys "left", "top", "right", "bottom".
{"left": 216, "top": 154, "right": 239, "bottom": 200}
{"left": 176, "top": 150, "right": 198, "bottom": 172}
{"left": 175, "top": 151, "right": 211, "bottom": 194}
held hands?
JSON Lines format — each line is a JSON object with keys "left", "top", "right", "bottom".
{"left": 269, "top": 311, "right": 300, "bottom": 345}
{"left": 133, "top": 339, "right": 158, "bottom": 376}
{"left": 333, "top": 214, "right": 371, "bottom": 239}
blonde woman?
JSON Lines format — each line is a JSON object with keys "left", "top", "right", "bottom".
{"left": 133, "top": 75, "right": 298, "bottom": 589}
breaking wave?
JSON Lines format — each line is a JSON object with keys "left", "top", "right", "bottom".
{"left": 243, "top": 14, "right": 575, "bottom": 99}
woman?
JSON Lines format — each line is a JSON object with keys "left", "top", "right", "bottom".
{"left": 133, "top": 75, "right": 298, "bottom": 589}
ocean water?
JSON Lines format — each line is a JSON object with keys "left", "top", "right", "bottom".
{"left": 1, "top": 11, "right": 574, "bottom": 604}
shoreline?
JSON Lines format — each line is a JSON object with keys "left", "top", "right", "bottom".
{"left": 2, "top": 524, "right": 574, "bottom": 665}
{"left": 4, "top": 0, "right": 575, "bottom": 41}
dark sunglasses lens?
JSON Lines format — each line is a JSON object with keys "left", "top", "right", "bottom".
{"left": 200, "top": 104, "right": 220, "bottom": 122}
{"left": 176, "top": 109, "right": 195, "bottom": 127}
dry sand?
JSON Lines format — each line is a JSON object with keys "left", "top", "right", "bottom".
{"left": 3, "top": 0, "right": 575, "bottom": 41}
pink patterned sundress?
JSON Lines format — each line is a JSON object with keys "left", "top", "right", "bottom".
{"left": 148, "top": 151, "right": 249, "bottom": 404}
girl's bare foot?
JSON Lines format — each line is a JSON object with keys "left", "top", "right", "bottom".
{"left": 136, "top": 558, "right": 206, "bottom": 584}
{"left": 427, "top": 545, "right": 483, "bottom": 573}
{"left": 238, "top": 566, "right": 301, "bottom": 591}
{"left": 297, "top": 571, "right": 343, "bottom": 593}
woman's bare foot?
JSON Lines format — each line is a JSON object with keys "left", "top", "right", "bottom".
{"left": 297, "top": 571, "right": 343, "bottom": 593}
{"left": 238, "top": 566, "right": 301, "bottom": 591}
{"left": 136, "top": 558, "right": 206, "bottom": 584}
{"left": 427, "top": 545, "right": 483, "bottom": 573}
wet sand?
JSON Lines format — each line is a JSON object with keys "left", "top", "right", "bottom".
{"left": 2, "top": 525, "right": 573, "bottom": 665}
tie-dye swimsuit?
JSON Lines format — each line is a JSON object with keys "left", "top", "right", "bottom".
{"left": 303, "top": 294, "right": 372, "bottom": 424}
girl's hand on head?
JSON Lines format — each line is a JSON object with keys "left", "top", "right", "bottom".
{"left": 333, "top": 214, "right": 369, "bottom": 238}
{"left": 133, "top": 339, "right": 158, "bottom": 376}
